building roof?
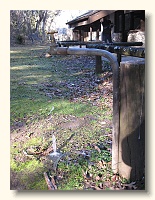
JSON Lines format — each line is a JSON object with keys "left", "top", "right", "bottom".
{"left": 66, "top": 10, "right": 101, "bottom": 25}
{"left": 66, "top": 10, "right": 116, "bottom": 29}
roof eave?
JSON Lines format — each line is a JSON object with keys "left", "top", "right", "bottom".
{"left": 66, "top": 10, "right": 116, "bottom": 28}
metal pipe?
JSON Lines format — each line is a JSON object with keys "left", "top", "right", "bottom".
{"left": 57, "top": 41, "right": 143, "bottom": 47}
{"left": 86, "top": 44, "right": 145, "bottom": 58}
{"left": 49, "top": 46, "right": 120, "bottom": 173}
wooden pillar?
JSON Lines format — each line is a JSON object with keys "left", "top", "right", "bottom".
{"left": 95, "top": 56, "right": 102, "bottom": 73}
{"left": 72, "top": 31, "right": 76, "bottom": 40}
{"left": 95, "top": 25, "right": 102, "bottom": 73}
{"left": 81, "top": 30, "right": 84, "bottom": 42}
{"left": 128, "top": 12, "right": 134, "bottom": 30}
{"left": 100, "top": 18, "right": 104, "bottom": 41}
{"left": 118, "top": 60, "right": 145, "bottom": 181}
{"left": 90, "top": 27, "right": 92, "bottom": 41}
{"left": 121, "top": 12, "right": 125, "bottom": 42}
{"left": 96, "top": 29, "right": 100, "bottom": 41}
{"left": 77, "top": 30, "right": 81, "bottom": 42}
{"left": 79, "top": 30, "right": 81, "bottom": 41}
{"left": 117, "top": 54, "right": 122, "bottom": 65}
{"left": 95, "top": 22, "right": 103, "bottom": 70}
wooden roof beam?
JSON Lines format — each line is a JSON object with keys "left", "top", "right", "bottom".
{"left": 88, "top": 10, "right": 115, "bottom": 24}
{"left": 67, "top": 10, "right": 116, "bottom": 29}
{"left": 68, "top": 20, "right": 89, "bottom": 28}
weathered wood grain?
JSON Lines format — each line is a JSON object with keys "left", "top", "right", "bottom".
{"left": 119, "top": 60, "right": 145, "bottom": 181}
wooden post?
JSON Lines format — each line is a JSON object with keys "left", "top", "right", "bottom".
{"left": 81, "top": 30, "right": 84, "bottom": 42}
{"left": 117, "top": 53, "right": 122, "bottom": 65}
{"left": 79, "top": 30, "right": 82, "bottom": 48}
{"left": 96, "top": 29, "right": 100, "bottom": 41}
{"left": 73, "top": 31, "right": 76, "bottom": 40}
{"left": 77, "top": 30, "right": 80, "bottom": 41}
{"left": 95, "top": 26, "right": 102, "bottom": 73}
{"left": 90, "top": 27, "right": 92, "bottom": 41}
{"left": 95, "top": 56, "right": 102, "bottom": 73}
{"left": 118, "top": 60, "right": 145, "bottom": 181}
{"left": 100, "top": 18, "right": 104, "bottom": 41}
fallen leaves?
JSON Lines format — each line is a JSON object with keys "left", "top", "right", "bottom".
{"left": 35, "top": 54, "right": 113, "bottom": 112}
{"left": 11, "top": 49, "right": 145, "bottom": 190}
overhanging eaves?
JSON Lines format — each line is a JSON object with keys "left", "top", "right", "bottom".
{"left": 66, "top": 10, "right": 116, "bottom": 29}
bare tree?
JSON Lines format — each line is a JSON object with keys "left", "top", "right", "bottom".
{"left": 10, "top": 10, "right": 61, "bottom": 45}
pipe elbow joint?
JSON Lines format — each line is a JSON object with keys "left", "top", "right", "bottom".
{"left": 49, "top": 46, "right": 58, "bottom": 55}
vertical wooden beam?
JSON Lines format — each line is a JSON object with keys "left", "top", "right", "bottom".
{"left": 130, "top": 12, "right": 134, "bottom": 30}
{"left": 95, "top": 56, "right": 102, "bottom": 73}
{"left": 81, "top": 30, "right": 84, "bottom": 42}
{"left": 100, "top": 19, "right": 104, "bottom": 41}
{"left": 73, "top": 31, "right": 76, "bottom": 41}
{"left": 79, "top": 30, "right": 81, "bottom": 41}
{"left": 121, "top": 11, "right": 125, "bottom": 42}
{"left": 90, "top": 27, "right": 92, "bottom": 41}
{"left": 117, "top": 54, "right": 122, "bottom": 65}
{"left": 79, "top": 29, "right": 82, "bottom": 48}
{"left": 119, "top": 60, "right": 145, "bottom": 181}
{"left": 96, "top": 29, "right": 100, "bottom": 41}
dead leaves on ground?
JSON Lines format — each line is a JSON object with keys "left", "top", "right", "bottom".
{"left": 36, "top": 54, "right": 113, "bottom": 110}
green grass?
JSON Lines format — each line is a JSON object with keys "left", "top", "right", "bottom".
{"left": 10, "top": 46, "right": 102, "bottom": 124}
{"left": 58, "top": 163, "right": 85, "bottom": 190}
{"left": 10, "top": 45, "right": 114, "bottom": 190}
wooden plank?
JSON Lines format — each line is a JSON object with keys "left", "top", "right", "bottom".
{"left": 88, "top": 10, "right": 115, "bottom": 24}
{"left": 119, "top": 60, "right": 145, "bottom": 181}
{"left": 69, "top": 20, "right": 88, "bottom": 28}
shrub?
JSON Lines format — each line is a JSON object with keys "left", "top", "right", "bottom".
{"left": 16, "top": 34, "right": 25, "bottom": 44}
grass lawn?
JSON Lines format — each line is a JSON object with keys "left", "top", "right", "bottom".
{"left": 10, "top": 45, "right": 138, "bottom": 190}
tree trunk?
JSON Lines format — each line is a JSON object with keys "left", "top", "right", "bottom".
{"left": 42, "top": 11, "right": 48, "bottom": 42}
